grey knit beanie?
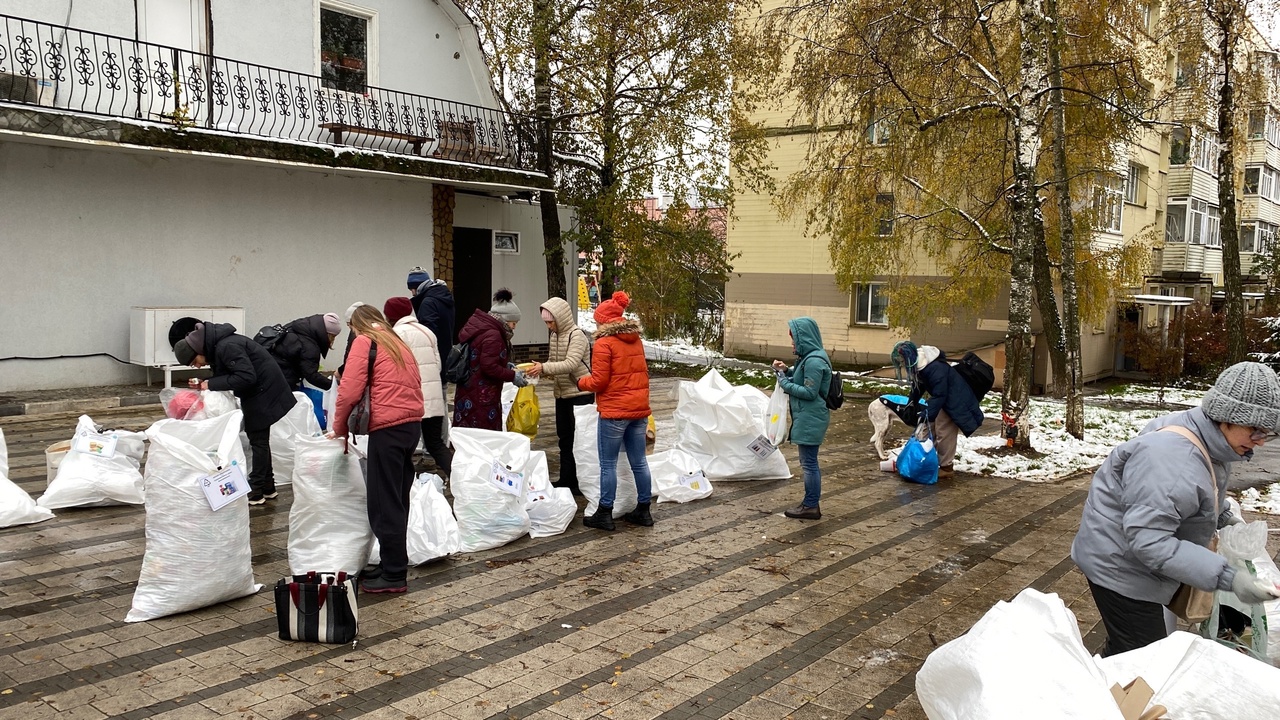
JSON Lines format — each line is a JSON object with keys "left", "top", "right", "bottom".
{"left": 489, "top": 288, "right": 521, "bottom": 324}
{"left": 1201, "top": 361, "right": 1280, "bottom": 432}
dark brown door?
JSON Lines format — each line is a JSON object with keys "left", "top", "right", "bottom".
{"left": 452, "top": 226, "right": 493, "bottom": 342}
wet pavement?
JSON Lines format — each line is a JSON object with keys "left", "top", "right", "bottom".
{"left": 1, "top": 378, "right": 1275, "bottom": 720}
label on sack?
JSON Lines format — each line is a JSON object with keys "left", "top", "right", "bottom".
{"left": 678, "top": 470, "right": 707, "bottom": 490}
{"left": 72, "top": 431, "right": 118, "bottom": 459}
{"left": 199, "top": 463, "right": 249, "bottom": 511}
{"left": 747, "top": 435, "right": 776, "bottom": 460}
{"left": 490, "top": 459, "right": 525, "bottom": 497}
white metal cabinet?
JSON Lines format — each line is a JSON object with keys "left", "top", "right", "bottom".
{"left": 130, "top": 306, "right": 245, "bottom": 386}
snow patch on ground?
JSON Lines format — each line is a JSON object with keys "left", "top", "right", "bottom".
{"left": 959, "top": 530, "right": 988, "bottom": 544}
{"left": 859, "top": 649, "right": 898, "bottom": 668}
{"left": 1240, "top": 484, "right": 1280, "bottom": 515}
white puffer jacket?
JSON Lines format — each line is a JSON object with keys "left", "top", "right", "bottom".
{"left": 392, "top": 316, "right": 446, "bottom": 419}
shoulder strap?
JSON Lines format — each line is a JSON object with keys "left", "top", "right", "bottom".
{"left": 1157, "top": 425, "right": 1218, "bottom": 514}
{"left": 365, "top": 340, "right": 377, "bottom": 389}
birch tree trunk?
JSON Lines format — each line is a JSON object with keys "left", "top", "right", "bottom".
{"left": 1214, "top": 7, "right": 1246, "bottom": 364}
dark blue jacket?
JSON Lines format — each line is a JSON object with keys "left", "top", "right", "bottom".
{"left": 908, "top": 347, "right": 983, "bottom": 436}
{"left": 203, "top": 322, "right": 297, "bottom": 432}
{"left": 412, "top": 280, "right": 456, "bottom": 353}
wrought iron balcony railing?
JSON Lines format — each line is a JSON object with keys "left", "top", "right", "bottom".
{"left": 0, "top": 12, "right": 536, "bottom": 172}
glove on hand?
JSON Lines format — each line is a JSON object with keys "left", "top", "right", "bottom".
{"left": 507, "top": 362, "right": 517, "bottom": 370}
{"left": 1223, "top": 497, "right": 1246, "bottom": 526}
{"left": 512, "top": 370, "right": 529, "bottom": 388}
{"left": 1231, "top": 571, "right": 1280, "bottom": 605}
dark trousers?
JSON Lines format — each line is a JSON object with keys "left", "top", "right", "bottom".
{"left": 366, "top": 421, "right": 420, "bottom": 581}
{"left": 245, "top": 427, "right": 274, "bottom": 494}
{"left": 420, "top": 416, "right": 453, "bottom": 477}
{"left": 1087, "top": 580, "right": 1168, "bottom": 656}
{"left": 555, "top": 394, "right": 594, "bottom": 492}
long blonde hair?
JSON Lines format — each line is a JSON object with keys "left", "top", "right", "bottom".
{"left": 350, "top": 305, "right": 412, "bottom": 370}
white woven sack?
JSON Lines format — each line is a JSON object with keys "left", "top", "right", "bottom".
{"left": 368, "top": 474, "right": 463, "bottom": 566}
{"left": 127, "top": 410, "right": 259, "bottom": 622}
{"left": 671, "top": 369, "right": 790, "bottom": 481}
{"left": 0, "top": 428, "right": 55, "bottom": 527}
{"left": 288, "top": 435, "right": 373, "bottom": 575}
{"left": 573, "top": 404, "right": 639, "bottom": 518}
{"left": 650, "top": 449, "right": 713, "bottom": 503}
{"left": 450, "top": 428, "right": 531, "bottom": 552}
{"left": 38, "top": 415, "right": 146, "bottom": 509}
{"left": 525, "top": 450, "right": 576, "bottom": 538}
{"left": 271, "top": 392, "right": 322, "bottom": 486}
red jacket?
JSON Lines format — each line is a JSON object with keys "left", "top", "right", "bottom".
{"left": 578, "top": 319, "right": 650, "bottom": 419}
{"left": 333, "top": 334, "right": 424, "bottom": 436}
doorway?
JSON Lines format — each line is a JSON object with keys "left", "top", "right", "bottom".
{"left": 452, "top": 226, "right": 493, "bottom": 342}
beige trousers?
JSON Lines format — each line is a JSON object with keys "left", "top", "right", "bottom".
{"left": 933, "top": 410, "right": 960, "bottom": 468}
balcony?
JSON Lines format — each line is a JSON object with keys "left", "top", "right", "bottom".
{"left": 0, "top": 13, "right": 538, "bottom": 177}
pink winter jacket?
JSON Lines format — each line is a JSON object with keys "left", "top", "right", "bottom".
{"left": 332, "top": 334, "right": 424, "bottom": 436}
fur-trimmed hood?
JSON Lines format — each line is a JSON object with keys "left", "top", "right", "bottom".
{"left": 593, "top": 319, "right": 642, "bottom": 342}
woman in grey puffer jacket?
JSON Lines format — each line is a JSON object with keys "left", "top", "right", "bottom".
{"left": 1071, "top": 361, "right": 1280, "bottom": 656}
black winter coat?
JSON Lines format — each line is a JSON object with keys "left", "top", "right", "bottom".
{"left": 908, "top": 351, "right": 984, "bottom": 437}
{"left": 412, "top": 280, "right": 456, "bottom": 356}
{"left": 203, "top": 322, "right": 297, "bottom": 431}
{"left": 269, "top": 314, "right": 333, "bottom": 390}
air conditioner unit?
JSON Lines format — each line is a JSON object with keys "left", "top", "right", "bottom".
{"left": 0, "top": 72, "right": 56, "bottom": 107}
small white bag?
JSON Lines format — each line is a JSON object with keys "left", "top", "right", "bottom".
{"left": 573, "top": 404, "right": 639, "bottom": 518}
{"left": 38, "top": 415, "right": 147, "bottom": 509}
{"left": 405, "top": 474, "right": 461, "bottom": 563}
{"left": 288, "top": 435, "right": 373, "bottom": 575}
{"left": 524, "top": 450, "right": 577, "bottom": 537}
{"left": 764, "top": 382, "right": 789, "bottom": 446}
{"left": 450, "top": 428, "right": 532, "bottom": 552}
{"left": 650, "top": 449, "right": 713, "bottom": 503}
{"left": 0, "top": 428, "right": 55, "bottom": 528}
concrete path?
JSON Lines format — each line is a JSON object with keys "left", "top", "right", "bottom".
{"left": 0, "top": 377, "right": 1262, "bottom": 720}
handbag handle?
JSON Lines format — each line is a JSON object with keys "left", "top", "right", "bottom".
{"left": 1157, "top": 425, "right": 1218, "bottom": 516}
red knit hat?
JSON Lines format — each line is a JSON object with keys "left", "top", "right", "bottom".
{"left": 384, "top": 296, "right": 413, "bottom": 324}
{"left": 594, "top": 291, "right": 630, "bottom": 324}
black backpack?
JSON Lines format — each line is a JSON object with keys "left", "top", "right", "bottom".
{"left": 811, "top": 357, "right": 844, "bottom": 410}
{"left": 253, "top": 324, "right": 289, "bottom": 353}
{"left": 443, "top": 341, "right": 472, "bottom": 385}
{"left": 953, "top": 351, "right": 995, "bottom": 400}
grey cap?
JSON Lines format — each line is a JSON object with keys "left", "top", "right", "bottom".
{"left": 1202, "top": 361, "right": 1280, "bottom": 432}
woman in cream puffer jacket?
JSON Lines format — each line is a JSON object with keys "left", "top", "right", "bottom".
{"left": 529, "top": 296, "right": 592, "bottom": 493}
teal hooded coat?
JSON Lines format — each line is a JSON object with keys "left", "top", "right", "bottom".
{"left": 779, "top": 317, "right": 832, "bottom": 446}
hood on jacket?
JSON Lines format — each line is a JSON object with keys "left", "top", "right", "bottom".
{"left": 787, "top": 317, "right": 824, "bottom": 358}
{"left": 201, "top": 322, "right": 237, "bottom": 356}
{"left": 415, "top": 279, "right": 450, "bottom": 298}
{"left": 1143, "top": 406, "right": 1254, "bottom": 465}
{"left": 540, "top": 297, "right": 577, "bottom": 334}
{"left": 916, "top": 345, "right": 942, "bottom": 370}
{"left": 289, "top": 314, "right": 331, "bottom": 358}
{"left": 458, "top": 308, "right": 507, "bottom": 343}
{"left": 594, "top": 318, "right": 642, "bottom": 343}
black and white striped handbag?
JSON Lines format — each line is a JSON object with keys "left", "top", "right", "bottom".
{"left": 274, "top": 572, "right": 358, "bottom": 644}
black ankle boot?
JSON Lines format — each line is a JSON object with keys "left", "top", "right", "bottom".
{"left": 622, "top": 502, "right": 653, "bottom": 527}
{"left": 584, "top": 504, "right": 615, "bottom": 531}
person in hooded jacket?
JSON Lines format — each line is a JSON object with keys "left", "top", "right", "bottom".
{"left": 453, "top": 289, "right": 529, "bottom": 430}
{"left": 771, "top": 317, "right": 832, "bottom": 520}
{"left": 267, "top": 313, "right": 340, "bottom": 390}
{"left": 894, "top": 341, "right": 983, "bottom": 479}
{"left": 577, "top": 291, "right": 653, "bottom": 530}
{"left": 384, "top": 296, "right": 451, "bottom": 478}
{"left": 1072, "top": 361, "right": 1280, "bottom": 655}
{"left": 172, "top": 321, "right": 297, "bottom": 504}
{"left": 527, "top": 296, "right": 593, "bottom": 494}
{"left": 408, "top": 266, "right": 456, "bottom": 361}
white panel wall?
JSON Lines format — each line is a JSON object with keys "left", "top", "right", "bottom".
{"left": 210, "top": 0, "right": 314, "bottom": 75}
{"left": 2, "top": 0, "right": 137, "bottom": 37}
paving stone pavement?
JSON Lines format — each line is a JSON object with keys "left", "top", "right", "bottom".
{"left": 0, "top": 377, "right": 1109, "bottom": 720}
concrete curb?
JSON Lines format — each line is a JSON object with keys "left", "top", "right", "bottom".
{"left": 0, "top": 393, "right": 160, "bottom": 418}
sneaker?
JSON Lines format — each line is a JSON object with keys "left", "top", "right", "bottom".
{"left": 361, "top": 575, "right": 407, "bottom": 593}
{"left": 263, "top": 490, "right": 279, "bottom": 500}
{"left": 622, "top": 502, "right": 653, "bottom": 527}
{"left": 583, "top": 505, "right": 615, "bottom": 531}
{"left": 937, "top": 465, "right": 955, "bottom": 479}
{"left": 783, "top": 504, "right": 821, "bottom": 520}
{"left": 247, "top": 492, "right": 267, "bottom": 506}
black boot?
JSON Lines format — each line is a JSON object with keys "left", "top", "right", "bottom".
{"left": 584, "top": 504, "right": 615, "bottom": 531}
{"left": 622, "top": 502, "right": 653, "bottom": 527}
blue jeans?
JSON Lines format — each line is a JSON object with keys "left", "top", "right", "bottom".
{"left": 597, "top": 417, "right": 652, "bottom": 507}
{"left": 798, "top": 444, "right": 821, "bottom": 507}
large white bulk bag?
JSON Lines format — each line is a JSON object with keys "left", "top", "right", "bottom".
{"left": 270, "top": 392, "right": 322, "bottom": 486}
{"left": 288, "top": 435, "right": 373, "bottom": 574}
{"left": 671, "top": 369, "right": 790, "bottom": 481}
{"left": 450, "top": 428, "right": 531, "bottom": 552}
{"left": 127, "top": 411, "right": 258, "bottom": 622}
{"left": 38, "top": 415, "right": 146, "bottom": 509}
{"left": 0, "top": 428, "right": 55, "bottom": 527}
{"left": 573, "top": 404, "right": 639, "bottom": 518}
{"left": 650, "top": 448, "right": 712, "bottom": 503}
{"left": 524, "top": 450, "right": 576, "bottom": 538}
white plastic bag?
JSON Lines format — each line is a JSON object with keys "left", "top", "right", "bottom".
{"left": 671, "top": 369, "right": 791, "bottom": 481}
{"left": 573, "top": 404, "right": 639, "bottom": 518}
{"left": 0, "top": 428, "right": 55, "bottom": 527}
{"left": 916, "top": 589, "right": 1124, "bottom": 720}
{"left": 127, "top": 411, "right": 259, "bottom": 622}
{"left": 159, "top": 388, "right": 238, "bottom": 420}
{"left": 1217, "top": 520, "right": 1280, "bottom": 658}
{"left": 406, "top": 473, "right": 461, "bottom": 563}
{"left": 288, "top": 435, "right": 373, "bottom": 575}
{"left": 650, "top": 449, "right": 713, "bottom": 503}
{"left": 525, "top": 450, "right": 577, "bottom": 537}
{"left": 450, "top": 428, "right": 531, "bottom": 552}
{"left": 271, "top": 392, "right": 322, "bottom": 486}
{"left": 38, "top": 415, "right": 147, "bottom": 509}
{"left": 764, "top": 382, "right": 789, "bottom": 446}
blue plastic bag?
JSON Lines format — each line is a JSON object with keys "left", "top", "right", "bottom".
{"left": 299, "top": 387, "right": 327, "bottom": 431}
{"left": 897, "top": 424, "right": 939, "bottom": 485}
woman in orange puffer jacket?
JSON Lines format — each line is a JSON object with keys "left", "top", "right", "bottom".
{"left": 577, "top": 291, "right": 653, "bottom": 531}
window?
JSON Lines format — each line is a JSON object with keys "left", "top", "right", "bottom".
{"left": 866, "top": 117, "right": 893, "bottom": 146}
{"left": 875, "top": 193, "right": 894, "bottom": 236}
{"left": 1169, "top": 127, "right": 1216, "bottom": 172}
{"left": 852, "top": 283, "right": 889, "bottom": 326}
{"left": 1250, "top": 110, "right": 1266, "bottom": 139}
{"left": 1242, "top": 221, "right": 1277, "bottom": 252}
{"left": 1125, "top": 162, "right": 1145, "bottom": 204}
{"left": 1246, "top": 167, "right": 1261, "bottom": 194}
{"left": 1170, "top": 127, "right": 1189, "bottom": 165}
{"left": 1243, "top": 165, "right": 1280, "bottom": 201}
{"left": 320, "top": 3, "right": 374, "bottom": 94}
{"left": 1166, "top": 198, "right": 1220, "bottom": 245}
{"left": 1093, "top": 176, "right": 1124, "bottom": 233}
{"left": 1206, "top": 205, "right": 1221, "bottom": 247}
{"left": 1166, "top": 202, "right": 1187, "bottom": 243}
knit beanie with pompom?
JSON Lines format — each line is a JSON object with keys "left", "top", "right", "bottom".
{"left": 594, "top": 291, "right": 630, "bottom": 324}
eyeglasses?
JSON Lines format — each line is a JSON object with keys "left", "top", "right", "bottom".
{"left": 1250, "top": 428, "right": 1278, "bottom": 442}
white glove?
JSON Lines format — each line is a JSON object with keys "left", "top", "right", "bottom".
{"left": 1231, "top": 571, "right": 1280, "bottom": 605}
{"left": 1224, "top": 497, "right": 1246, "bottom": 526}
